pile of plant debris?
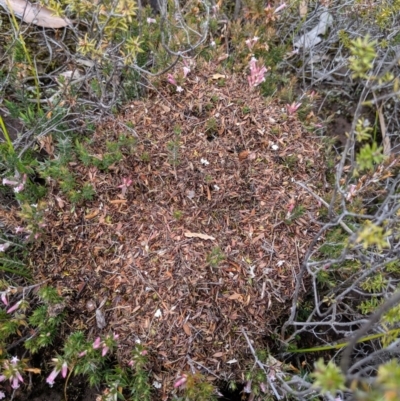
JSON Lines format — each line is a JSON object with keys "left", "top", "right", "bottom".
{"left": 10, "top": 60, "right": 326, "bottom": 397}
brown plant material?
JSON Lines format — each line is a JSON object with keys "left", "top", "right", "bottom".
{"left": 18, "top": 61, "right": 326, "bottom": 396}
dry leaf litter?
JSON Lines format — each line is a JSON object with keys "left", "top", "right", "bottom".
{"left": 4, "top": 61, "right": 327, "bottom": 396}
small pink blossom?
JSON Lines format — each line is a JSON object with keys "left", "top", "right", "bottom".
{"left": 174, "top": 374, "right": 187, "bottom": 388}
{"left": 286, "top": 102, "right": 302, "bottom": 115}
{"left": 274, "top": 3, "right": 287, "bottom": 13}
{"left": 15, "top": 226, "right": 25, "bottom": 233}
{"left": 183, "top": 66, "right": 190, "bottom": 78}
{"left": 346, "top": 184, "right": 357, "bottom": 202}
{"left": 243, "top": 380, "right": 252, "bottom": 393}
{"left": 2, "top": 178, "right": 19, "bottom": 186}
{"left": 147, "top": 17, "right": 156, "bottom": 24}
{"left": 3, "top": 174, "right": 27, "bottom": 193}
{"left": 245, "top": 36, "right": 259, "bottom": 50}
{"left": 46, "top": 369, "right": 60, "bottom": 387}
{"left": 102, "top": 346, "right": 110, "bottom": 357}
{"left": 117, "top": 177, "right": 132, "bottom": 197}
{"left": 0, "top": 390, "right": 5, "bottom": 399}
{"left": 0, "top": 375, "right": 6, "bottom": 382}
{"left": 11, "top": 376, "right": 20, "bottom": 389}
{"left": 7, "top": 300, "right": 22, "bottom": 314}
{"left": 61, "top": 362, "right": 68, "bottom": 378}
{"left": 167, "top": 74, "right": 177, "bottom": 86}
{"left": 78, "top": 350, "right": 87, "bottom": 357}
{"left": 248, "top": 57, "right": 268, "bottom": 88}
{"left": 308, "top": 90, "right": 317, "bottom": 100}
{"left": 14, "top": 183, "right": 25, "bottom": 193}
{"left": 93, "top": 337, "right": 101, "bottom": 349}
{"left": 1, "top": 291, "right": 8, "bottom": 306}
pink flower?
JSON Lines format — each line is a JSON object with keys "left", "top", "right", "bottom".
{"left": 78, "top": 350, "right": 87, "bottom": 358}
{"left": 11, "top": 376, "right": 20, "bottom": 389}
{"left": 167, "top": 74, "right": 177, "bottom": 86}
{"left": 247, "top": 57, "right": 268, "bottom": 88}
{"left": 2, "top": 178, "right": 19, "bottom": 186}
{"left": 346, "top": 184, "right": 357, "bottom": 202}
{"left": 183, "top": 66, "right": 190, "bottom": 77}
{"left": 286, "top": 102, "right": 301, "bottom": 115}
{"left": 93, "top": 337, "right": 101, "bottom": 349}
{"left": 0, "top": 375, "right": 6, "bottom": 382}
{"left": 102, "top": 346, "right": 109, "bottom": 357}
{"left": 1, "top": 291, "right": 8, "bottom": 306}
{"left": 147, "top": 17, "right": 156, "bottom": 24}
{"left": 274, "top": 3, "right": 287, "bottom": 13}
{"left": 7, "top": 300, "right": 22, "bottom": 314}
{"left": 245, "top": 36, "right": 259, "bottom": 50}
{"left": 243, "top": 380, "right": 252, "bottom": 393}
{"left": 46, "top": 369, "right": 60, "bottom": 387}
{"left": 61, "top": 362, "right": 68, "bottom": 378}
{"left": 174, "top": 374, "right": 187, "bottom": 388}
{"left": 3, "top": 174, "right": 27, "bottom": 193}
{"left": 14, "top": 183, "right": 25, "bottom": 193}
{"left": 15, "top": 226, "right": 25, "bottom": 233}
{"left": 117, "top": 177, "right": 132, "bottom": 196}
{"left": 0, "top": 390, "right": 5, "bottom": 399}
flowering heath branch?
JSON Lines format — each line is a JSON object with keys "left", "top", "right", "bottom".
{"left": 247, "top": 57, "right": 268, "bottom": 88}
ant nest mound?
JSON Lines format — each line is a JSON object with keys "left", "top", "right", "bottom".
{"left": 35, "top": 61, "right": 326, "bottom": 390}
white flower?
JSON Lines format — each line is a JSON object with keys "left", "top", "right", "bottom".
{"left": 147, "top": 17, "right": 156, "bottom": 24}
{"left": 200, "top": 158, "right": 210, "bottom": 165}
{"left": 277, "top": 260, "right": 285, "bottom": 267}
{"left": 210, "top": 41, "right": 216, "bottom": 47}
{"left": 213, "top": 185, "right": 220, "bottom": 191}
{"left": 271, "top": 144, "right": 279, "bottom": 151}
{"left": 176, "top": 86, "right": 184, "bottom": 92}
{"left": 0, "top": 243, "right": 10, "bottom": 252}
{"left": 0, "top": 391, "right": 5, "bottom": 399}
{"left": 10, "top": 356, "right": 19, "bottom": 364}
{"left": 154, "top": 309, "right": 162, "bottom": 318}
{"left": 153, "top": 381, "right": 162, "bottom": 389}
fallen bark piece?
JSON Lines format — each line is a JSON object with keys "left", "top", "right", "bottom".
{"left": 184, "top": 232, "right": 216, "bottom": 241}
{"left": 0, "top": 0, "right": 72, "bottom": 28}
